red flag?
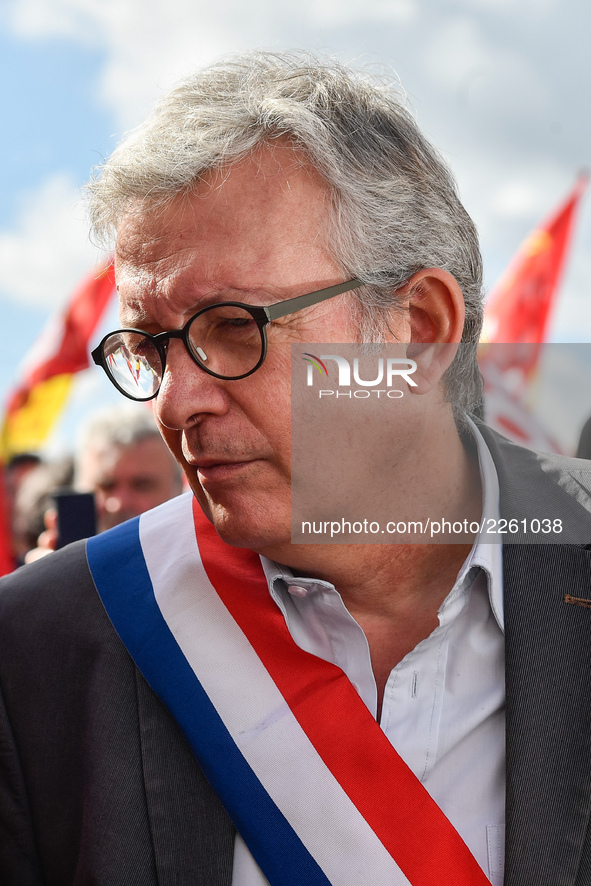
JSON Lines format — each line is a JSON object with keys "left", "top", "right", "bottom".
{"left": 0, "top": 466, "right": 15, "bottom": 575}
{"left": 482, "top": 174, "right": 587, "bottom": 362}
{"left": 1, "top": 259, "right": 116, "bottom": 459}
{"left": 480, "top": 176, "right": 587, "bottom": 453}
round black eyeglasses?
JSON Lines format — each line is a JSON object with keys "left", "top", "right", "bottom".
{"left": 91, "top": 278, "right": 363, "bottom": 402}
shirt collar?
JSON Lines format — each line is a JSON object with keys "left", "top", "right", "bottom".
{"left": 458, "top": 416, "right": 504, "bottom": 632}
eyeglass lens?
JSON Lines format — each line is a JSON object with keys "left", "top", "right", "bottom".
{"left": 103, "top": 333, "right": 163, "bottom": 400}
{"left": 101, "top": 304, "right": 265, "bottom": 400}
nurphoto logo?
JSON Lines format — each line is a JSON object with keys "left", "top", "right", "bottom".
{"left": 302, "top": 352, "right": 417, "bottom": 399}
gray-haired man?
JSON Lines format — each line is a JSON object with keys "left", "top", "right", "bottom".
{"left": 1, "top": 52, "right": 591, "bottom": 886}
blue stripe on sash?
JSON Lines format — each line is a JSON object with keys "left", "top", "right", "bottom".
{"left": 87, "top": 520, "right": 331, "bottom": 886}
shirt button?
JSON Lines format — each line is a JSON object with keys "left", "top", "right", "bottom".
{"left": 287, "top": 585, "right": 309, "bottom": 598}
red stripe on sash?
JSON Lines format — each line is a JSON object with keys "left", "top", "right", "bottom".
{"left": 193, "top": 499, "right": 490, "bottom": 886}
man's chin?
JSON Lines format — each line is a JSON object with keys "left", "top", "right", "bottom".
{"left": 191, "top": 487, "right": 291, "bottom": 553}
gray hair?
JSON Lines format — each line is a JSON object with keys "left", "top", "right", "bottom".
{"left": 87, "top": 51, "right": 484, "bottom": 423}
{"left": 77, "top": 404, "right": 164, "bottom": 453}
{"left": 75, "top": 405, "right": 183, "bottom": 485}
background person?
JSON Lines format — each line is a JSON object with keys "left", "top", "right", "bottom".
{"left": 11, "top": 456, "right": 74, "bottom": 564}
{"left": 20, "top": 405, "right": 184, "bottom": 559}
{"left": 75, "top": 404, "right": 185, "bottom": 532}
{"left": 2, "top": 453, "right": 42, "bottom": 564}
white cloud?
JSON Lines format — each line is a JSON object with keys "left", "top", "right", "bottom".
{"left": 6, "top": 0, "right": 419, "bottom": 129}
{"left": 453, "top": 0, "right": 558, "bottom": 13}
{"left": 310, "top": 0, "right": 416, "bottom": 27}
{"left": 6, "top": 0, "right": 113, "bottom": 45}
{"left": 488, "top": 163, "right": 570, "bottom": 221}
{"left": 0, "top": 173, "right": 106, "bottom": 308}
{"left": 421, "top": 14, "right": 547, "bottom": 120}
{"left": 422, "top": 16, "right": 495, "bottom": 91}
{"left": 5, "top": 0, "right": 226, "bottom": 119}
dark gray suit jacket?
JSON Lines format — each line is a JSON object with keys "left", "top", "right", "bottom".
{"left": 2, "top": 426, "right": 591, "bottom": 885}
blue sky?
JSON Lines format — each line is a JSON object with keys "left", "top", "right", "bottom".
{"left": 1, "top": 0, "right": 590, "bottom": 453}
{"left": 0, "top": 35, "right": 109, "bottom": 223}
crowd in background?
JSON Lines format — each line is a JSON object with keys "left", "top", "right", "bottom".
{"left": 2, "top": 405, "right": 184, "bottom": 568}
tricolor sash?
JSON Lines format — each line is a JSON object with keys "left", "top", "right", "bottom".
{"left": 87, "top": 492, "right": 490, "bottom": 886}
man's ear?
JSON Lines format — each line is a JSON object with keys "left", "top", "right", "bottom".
{"left": 405, "top": 267, "right": 465, "bottom": 343}
{"left": 402, "top": 268, "right": 465, "bottom": 394}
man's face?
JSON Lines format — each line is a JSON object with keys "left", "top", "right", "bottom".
{"left": 78, "top": 436, "right": 182, "bottom": 532}
{"left": 114, "top": 148, "right": 406, "bottom": 554}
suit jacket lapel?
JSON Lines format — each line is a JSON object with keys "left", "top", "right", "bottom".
{"left": 135, "top": 668, "right": 235, "bottom": 886}
{"left": 479, "top": 425, "right": 591, "bottom": 884}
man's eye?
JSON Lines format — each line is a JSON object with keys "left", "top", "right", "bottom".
{"left": 205, "top": 311, "right": 257, "bottom": 335}
{"left": 221, "top": 316, "right": 254, "bottom": 329}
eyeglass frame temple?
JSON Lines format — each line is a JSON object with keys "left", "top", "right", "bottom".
{"left": 262, "top": 277, "right": 363, "bottom": 323}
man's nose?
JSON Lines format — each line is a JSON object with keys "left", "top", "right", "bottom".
{"left": 152, "top": 338, "right": 230, "bottom": 430}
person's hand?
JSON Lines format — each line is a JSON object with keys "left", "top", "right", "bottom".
{"left": 24, "top": 508, "right": 58, "bottom": 563}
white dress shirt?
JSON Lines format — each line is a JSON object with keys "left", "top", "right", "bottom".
{"left": 232, "top": 422, "right": 505, "bottom": 886}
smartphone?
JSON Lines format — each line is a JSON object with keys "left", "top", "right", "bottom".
{"left": 54, "top": 489, "right": 97, "bottom": 549}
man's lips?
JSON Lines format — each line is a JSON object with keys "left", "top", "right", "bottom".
{"left": 185, "top": 457, "right": 257, "bottom": 483}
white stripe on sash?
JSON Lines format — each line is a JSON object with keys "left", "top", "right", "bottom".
{"left": 139, "top": 495, "right": 412, "bottom": 886}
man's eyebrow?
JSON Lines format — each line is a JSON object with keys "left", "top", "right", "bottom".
{"left": 191, "top": 284, "right": 288, "bottom": 305}
{"left": 120, "top": 287, "right": 287, "bottom": 325}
